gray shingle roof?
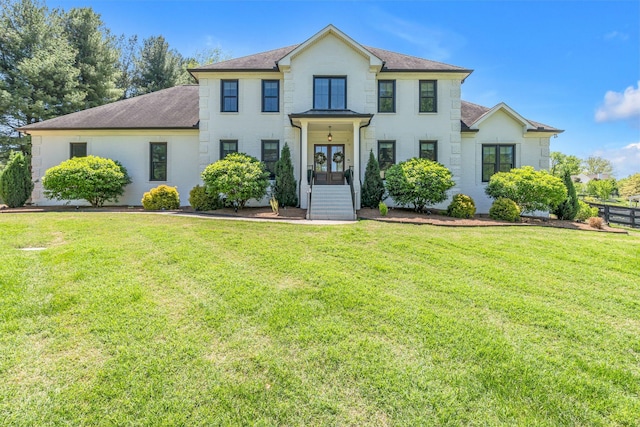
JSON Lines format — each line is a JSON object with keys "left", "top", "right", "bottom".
{"left": 460, "top": 100, "right": 561, "bottom": 132}
{"left": 19, "top": 85, "right": 200, "bottom": 131}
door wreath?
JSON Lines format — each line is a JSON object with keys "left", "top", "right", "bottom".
{"left": 314, "top": 152, "right": 327, "bottom": 165}
{"left": 332, "top": 151, "right": 344, "bottom": 164}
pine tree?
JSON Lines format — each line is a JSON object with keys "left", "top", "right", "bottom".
{"left": 361, "top": 150, "right": 385, "bottom": 208}
{"left": 0, "top": 151, "right": 33, "bottom": 207}
{"left": 553, "top": 169, "right": 579, "bottom": 220}
{"left": 273, "top": 143, "right": 298, "bottom": 207}
{"left": 133, "top": 35, "right": 184, "bottom": 95}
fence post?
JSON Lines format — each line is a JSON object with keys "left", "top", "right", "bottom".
{"left": 604, "top": 205, "right": 610, "bottom": 224}
{"left": 631, "top": 208, "right": 636, "bottom": 228}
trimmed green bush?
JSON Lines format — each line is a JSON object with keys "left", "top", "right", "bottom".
{"left": 489, "top": 197, "right": 521, "bottom": 222}
{"left": 273, "top": 143, "right": 298, "bottom": 207}
{"left": 0, "top": 151, "right": 33, "bottom": 208}
{"left": 42, "top": 156, "right": 131, "bottom": 207}
{"left": 575, "top": 200, "right": 599, "bottom": 222}
{"left": 379, "top": 201, "right": 388, "bottom": 216}
{"left": 446, "top": 194, "right": 476, "bottom": 218}
{"left": 189, "top": 185, "right": 221, "bottom": 211}
{"left": 362, "top": 150, "right": 385, "bottom": 208}
{"left": 553, "top": 169, "right": 579, "bottom": 220}
{"left": 142, "top": 185, "right": 180, "bottom": 210}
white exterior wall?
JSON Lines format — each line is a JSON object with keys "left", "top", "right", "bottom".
{"left": 29, "top": 130, "right": 199, "bottom": 206}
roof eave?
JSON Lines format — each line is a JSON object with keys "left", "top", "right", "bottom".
{"left": 19, "top": 125, "right": 200, "bottom": 133}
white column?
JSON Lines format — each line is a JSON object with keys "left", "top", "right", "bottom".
{"left": 352, "top": 120, "right": 361, "bottom": 209}
{"left": 300, "top": 121, "right": 309, "bottom": 208}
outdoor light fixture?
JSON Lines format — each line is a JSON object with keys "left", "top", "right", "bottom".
{"left": 327, "top": 126, "right": 332, "bottom": 142}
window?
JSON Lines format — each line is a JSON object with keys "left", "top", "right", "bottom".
{"left": 314, "top": 77, "right": 346, "bottom": 110}
{"left": 378, "top": 80, "right": 395, "bottom": 113}
{"left": 221, "top": 80, "right": 238, "bottom": 112}
{"left": 419, "top": 141, "right": 437, "bottom": 161}
{"left": 220, "top": 140, "right": 238, "bottom": 159}
{"left": 419, "top": 80, "right": 437, "bottom": 113}
{"left": 69, "top": 142, "right": 87, "bottom": 158}
{"left": 261, "top": 140, "right": 279, "bottom": 179}
{"left": 378, "top": 140, "right": 396, "bottom": 177}
{"left": 482, "top": 144, "right": 515, "bottom": 182}
{"left": 150, "top": 142, "right": 167, "bottom": 181}
{"left": 262, "top": 80, "right": 279, "bottom": 112}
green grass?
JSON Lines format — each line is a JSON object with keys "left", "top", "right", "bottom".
{"left": 1, "top": 213, "right": 639, "bottom": 426}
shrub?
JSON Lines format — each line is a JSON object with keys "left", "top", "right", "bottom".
{"left": 618, "top": 173, "right": 640, "bottom": 198}
{"left": 0, "top": 151, "right": 33, "bottom": 208}
{"left": 553, "top": 169, "right": 579, "bottom": 220}
{"left": 201, "top": 153, "right": 269, "bottom": 210}
{"left": 273, "top": 143, "right": 298, "bottom": 207}
{"left": 379, "top": 201, "right": 388, "bottom": 216}
{"left": 362, "top": 150, "right": 385, "bottom": 208}
{"left": 575, "top": 200, "right": 599, "bottom": 222}
{"left": 385, "top": 158, "right": 455, "bottom": 212}
{"left": 189, "top": 185, "right": 221, "bottom": 211}
{"left": 42, "top": 156, "right": 131, "bottom": 207}
{"left": 586, "top": 178, "right": 617, "bottom": 201}
{"left": 588, "top": 216, "right": 604, "bottom": 229}
{"left": 446, "top": 194, "right": 476, "bottom": 218}
{"left": 142, "top": 185, "right": 180, "bottom": 210}
{"left": 489, "top": 198, "right": 521, "bottom": 222}
{"left": 485, "top": 166, "right": 566, "bottom": 213}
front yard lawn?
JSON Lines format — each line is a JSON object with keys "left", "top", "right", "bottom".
{"left": 1, "top": 213, "right": 638, "bottom": 425}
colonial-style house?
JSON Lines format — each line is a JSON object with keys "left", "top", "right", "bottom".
{"left": 19, "top": 25, "right": 562, "bottom": 219}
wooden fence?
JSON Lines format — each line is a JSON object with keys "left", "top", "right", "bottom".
{"left": 588, "top": 202, "right": 640, "bottom": 229}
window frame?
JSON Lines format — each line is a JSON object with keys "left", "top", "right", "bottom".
{"left": 313, "top": 76, "right": 347, "bottom": 110}
{"left": 221, "top": 79, "right": 239, "bottom": 112}
{"left": 220, "top": 140, "right": 238, "bottom": 159}
{"left": 419, "top": 140, "right": 438, "bottom": 162}
{"left": 261, "top": 80, "right": 279, "bottom": 113}
{"left": 377, "top": 140, "right": 396, "bottom": 178}
{"left": 149, "top": 142, "right": 167, "bottom": 181}
{"left": 482, "top": 144, "right": 515, "bottom": 182}
{"left": 261, "top": 140, "right": 280, "bottom": 180}
{"left": 419, "top": 80, "right": 437, "bottom": 113}
{"left": 378, "top": 80, "right": 396, "bottom": 113}
{"left": 69, "top": 142, "right": 87, "bottom": 158}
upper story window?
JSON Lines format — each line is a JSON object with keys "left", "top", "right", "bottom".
{"left": 261, "top": 140, "right": 279, "bottom": 179}
{"left": 419, "top": 140, "right": 437, "bottom": 161}
{"left": 262, "top": 80, "right": 279, "bottom": 112}
{"left": 221, "top": 80, "right": 238, "bottom": 112}
{"left": 378, "top": 80, "right": 395, "bottom": 113}
{"left": 69, "top": 142, "right": 87, "bottom": 158}
{"left": 419, "top": 80, "right": 437, "bottom": 113}
{"left": 150, "top": 142, "right": 167, "bottom": 181}
{"left": 482, "top": 144, "right": 515, "bottom": 182}
{"left": 314, "top": 77, "right": 346, "bottom": 110}
{"left": 220, "top": 140, "right": 238, "bottom": 159}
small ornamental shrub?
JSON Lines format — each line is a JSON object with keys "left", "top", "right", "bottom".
{"left": 142, "top": 185, "right": 180, "bottom": 210}
{"left": 588, "top": 216, "right": 604, "bottom": 229}
{"left": 189, "top": 185, "right": 221, "bottom": 211}
{"left": 575, "top": 200, "right": 599, "bottom": 222}
{"left": 553, "top": 169, "right": 579, "bottom": 220}
{"left": 273, "top": 143, "right": 298, "bottom": 207}
{"left": 446, "top": 194, "right": 476, "bottom": 218}
{"left": 42, "top": 156, "right": 131, "bottom": 207}
{"left": 489, "top": 197, "right": 521, "bottom": 222}
{"left": 362, "top": 150, "right": 385, "bottom": 208}
{"left": 0, "top": 151, "right": 33, "bottom": 208}
{"left": 379, "top": 201, "right": 388, "bottom": 216}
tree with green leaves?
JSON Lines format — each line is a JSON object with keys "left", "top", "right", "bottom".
{"left": 586, "top": 178, "right": 616, "bottom": 201}
{"left": 0, "top": 150, "right": 33, "bottom": 207}
{"left": 485, "top": 166, "right": 567, "bottom": 214}
{"left": 582, "top": 156, "right": 613, "bottom": 176}
{"left": 550, "top": 151, "right": 582, "bottom": 177}
{"left": 133, "top": 35, "right": 185, "bottom": 95}
{"left": 618, "top": 173, "right": 640, "bottom": 198}
{"left": 361, "top": 150, "right": 385, "bottom": 208}
{"left": 273, "top": 143, "right": 297, "bottom": 207}
{"left": 552, "top": 169, "right": 579, "bottom": 220}
{"left": 385, "top": 158, "right": 455, "bottom": 212}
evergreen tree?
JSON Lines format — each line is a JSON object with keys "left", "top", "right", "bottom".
{"left": 273, "top": 143, "right": 298, "bottom": 207}
{"left": 361, "top": 150, "right": 385, "bottom": 208}
{"left": 0, "top": 151, "right": 33, "bottom": 207}
{"left": 115, "top": 35, "right": 139, "bottom": 99}
{"left": 553, "top": 169, "right": 579, "bottom": 220}
{"left": 133, "top": 35, "right": 184, "bottom": 95}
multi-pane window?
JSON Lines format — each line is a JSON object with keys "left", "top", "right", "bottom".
{"left": 482, "top": 144, "right": 515, "bottom": 182}
{"left": 150, "top": 142, "right": 167, "bottom": 181}
{"left": 69, "top": 142, "right": 87, "bottom": 158}
{"left": 220, "top": 140, "right": 238, "bottom": 159}
{"left": 262, "top": 80, "right": 279, "bottom": 112}
{"left": 419, "top": 141, "right": 437, "bottom": 161}
{"left": 221, "top": 80, "right": 238, "bottom": 112}
{"left": 314, "top": 77, "right": 346, "bottom": 110}
{"left": 378, "top": 140, "right": 396, "bottom": 177}
{"left": 419, "top": 80, "right": 437, "bottom": 113}
{"left": 261, "top": 140, "right": 279, "bottom": 179}
{"left": 378, "top": 80, "right": 395, "bottom": 113}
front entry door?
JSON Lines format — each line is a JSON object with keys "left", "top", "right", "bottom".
{"left": 314, "top": 144, "right": 345, "bottom": 185}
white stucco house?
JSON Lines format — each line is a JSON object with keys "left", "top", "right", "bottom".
{"left": 19, "top": 25, "right": 562, "bottom": 218}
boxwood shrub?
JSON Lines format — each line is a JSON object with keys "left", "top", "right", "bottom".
{"left": 446, "top": 194, "right": 476, "bottom": 218}
{"left": 142, "top": 185, "right": 180, "bottom": 210}
{"left": 489, "top": 197, "right": 521, "bottom": 222}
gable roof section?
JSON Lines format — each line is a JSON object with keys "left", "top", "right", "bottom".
{"left": 19, "top": 85, "right": 200, "bottom": 132}
{"left": 460, "top": 100, "right": 562, "bottom": 133}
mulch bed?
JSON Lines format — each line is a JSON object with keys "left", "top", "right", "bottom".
{"left": 0, "top": 204, "right": 628, "bottom": 234}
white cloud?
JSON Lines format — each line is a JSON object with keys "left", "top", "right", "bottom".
{"left": 604, "top": 31, "right": 629, "bottom": 41}
{"left": 593, "top": 142, "right": 640, "bottom": 178}
{"left": 595, "top": 82, "right": 640, "bottom": 124}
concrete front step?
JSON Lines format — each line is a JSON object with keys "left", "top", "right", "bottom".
{"left": 309, "top": 185, "right": 355, "bottom": 221}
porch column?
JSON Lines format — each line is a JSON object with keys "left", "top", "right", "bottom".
{"left": 300, "top": 120, "right": 309, "bottom": 208}
{"left": 352, "top": 120, "right": 360, "bottom": 184}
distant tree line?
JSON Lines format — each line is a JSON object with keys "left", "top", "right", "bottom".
{"left": 0, "top": 0, "right": 228, "bottom": 162}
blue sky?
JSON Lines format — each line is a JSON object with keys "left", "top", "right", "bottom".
{"left": 49, "top": 0, "right": 640, "bottom": 177}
